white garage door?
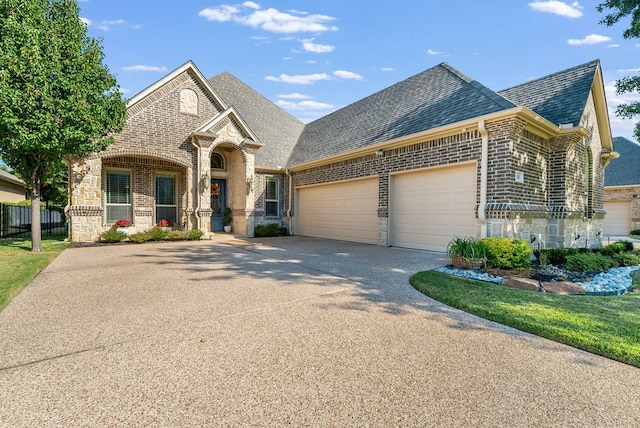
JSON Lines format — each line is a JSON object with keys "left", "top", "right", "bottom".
{"left": 391, "top": 163, "right": 477, "bottom": 252}
{"left": 297, "top": 177, "right": 379, "bottom": 244}
{"left": 603, "top": 200, "right": 631, "bottom": 236}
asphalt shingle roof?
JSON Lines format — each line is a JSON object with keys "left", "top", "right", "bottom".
{"left": 605, "top": 136, "right": 640, "bottom": 186}
{"left": 498, "top": 60, "right": 599, "bottom": 128}
{"left": 287, "top": 63, "right": 516, "bottom": 166}
{"left": 208, "top": 72, "right": 305, "bottom": 169}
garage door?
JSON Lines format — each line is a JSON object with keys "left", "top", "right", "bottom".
{"left": 391, "top": 163, "right": 476, "bottom": 252}
{"left": 297, "top": 177, "right": 379, "bottom": 244}
{"left": 603, "top": 200, "right": 631, "bottom": 236}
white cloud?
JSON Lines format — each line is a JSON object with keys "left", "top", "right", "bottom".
{"left": 604, "top": 78, "right": 640, "bottom": 139}
{"left": 266, "top": 73, "right": 331, "bottom": 84}
{"left": 199, "top": 4, "right": 338, "bottom": 34}
{"left": 528, "top": 1, "right": 583, "bottom": 18}
{"left": 243, "top": 1, "right": 260, "bottom": 9}
{"left": 381, "top": 67, "right": 394, "bottom": 72}
{"left": 123, "top": 65, "right": 168, "bottom": 72}
{"left": 276, "top": 100, "right": 334, "bottom": 110}
{"left": 198, "top": 5, "right": 239, "bottom": 22}
{"left": 608, "top": 44, "right": 620, "bottom": 48}
{"left": 97, "top": 19, "right": 126, "bottom": 31}
{"left": 301, "top": 39, "right": 335, "bottom": 53}
{"left": 333, "top": 70, "right": 362, "bottom": 80}
{"left": 567, "top": 34, "right": 612, "bottom": 45}
{"left": 617, "top": 68, "right": 640, "bottom": 73}
{"left": 427, "top": 49, "right": 446, "bottom": 56}
{"left": 80, "top": 17, "right": 91, "bottom": 26}
{"left": 278, "top": 93, "right": 312, "bottom": 99}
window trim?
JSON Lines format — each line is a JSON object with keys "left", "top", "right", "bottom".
{"left": 155, "top": 173, "right": 177, "bottom": 224}
{"left": 265, "top": 177, "right": 279, "bottom": 217}
{"left": 105, "top": 169, "right": 132, "bottom": 224}
{"left": 211, "top": 152, "right": 225, "bottom": 170}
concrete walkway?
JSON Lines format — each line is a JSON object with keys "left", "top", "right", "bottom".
{"left": 0, "top": 235, "right": 639, "bottom": 426}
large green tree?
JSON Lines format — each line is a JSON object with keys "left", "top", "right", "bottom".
{"left": 598, "top": 0, "right": 640, "bottom": 140}
{"left": 0, "top": 0, "right": 126, "bottom": 251}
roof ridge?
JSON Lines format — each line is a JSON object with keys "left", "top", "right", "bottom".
{"left": 498, "top": 59, "right": 599, "bottom": 93}
{"left": 440, "top": 63, "right": 515, "bottom": 110}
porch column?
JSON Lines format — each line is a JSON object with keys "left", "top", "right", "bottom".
{"left": 190, "top": 132, "right": 217, "bottom": 235}
{"left": 66, "top": 156, "right": 103, "bottom": 242}
{"left": 242, "top": 139, "right": 264, "bottom": 238}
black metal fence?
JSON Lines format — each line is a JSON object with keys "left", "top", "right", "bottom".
{"left": 0, "top": 203, "right": 67, "bottom": 239}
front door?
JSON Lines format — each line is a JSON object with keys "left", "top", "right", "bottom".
{"left": 210, "top": 179, "right": 226, "bottom": 231}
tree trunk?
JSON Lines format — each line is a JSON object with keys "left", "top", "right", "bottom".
{"left": 30, "top": 177, "right": 42, "bottom": 253}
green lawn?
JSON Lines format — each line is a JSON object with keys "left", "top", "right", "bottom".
{"left": 0, "top": 237, "right": 69, "bottom": 312}
{"left": 410, "top": 270, "right": 640, "bottom": 367}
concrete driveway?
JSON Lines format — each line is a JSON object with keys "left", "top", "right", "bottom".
{"left": 1, "top": 235, "right": 639, "bottom": 426}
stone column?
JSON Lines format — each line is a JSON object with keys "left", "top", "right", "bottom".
{"left": 67, "top": 156, "right": 103, "bottom": 242}
{"left": 242, "top": 139, "right": 264, "bottom": 238}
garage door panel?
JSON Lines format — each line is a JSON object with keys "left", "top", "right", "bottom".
{"left": 392, "top": 164, "right": 476, "bottom": 252}
{"left": 298, "top": 178, "right": 379, "bottom": 244}
{"left": 603, "top": 201, "right": 631, "bottom": 236}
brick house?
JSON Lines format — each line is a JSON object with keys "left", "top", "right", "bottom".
{"left": 603, "top": 136, "right": 640, "bottom": 236}
{"left": 67, "top": 59, "right": 616, "bottom": 251}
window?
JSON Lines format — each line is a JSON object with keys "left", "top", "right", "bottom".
{"left": 265, "top": 177, "right": 279, "bottom": 217}
{"left": 156, "top": 174, "right": 177, "bottom": 224}
{"left": 106, "top": 171, "right": 131, "bottom": 223}
{"left": 211, "top": 153, "right": 225, "bottom": 170}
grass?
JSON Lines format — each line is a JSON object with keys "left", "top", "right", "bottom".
{"left": 410, "top": 270, "right": 640, "bottom": 367}
{"left": 0, "top": 237, "right": 69, "bottom": 312}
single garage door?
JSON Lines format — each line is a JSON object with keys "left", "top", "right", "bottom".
{"left": 603, "top": 200, "right": 631, "bottom": 236}
{"left": 391, "top": 163, "right": 476, "bottom": 252}
{"left": 297, "top": 177, "right": 379, "bottom": 244}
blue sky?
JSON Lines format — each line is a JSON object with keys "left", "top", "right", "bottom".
{"left": 77, "top": 0, "right": 640, "bottom": 141}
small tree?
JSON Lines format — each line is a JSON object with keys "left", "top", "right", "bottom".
{"left": 0, "top": 0, "right": 127, "bottom": 251}
{"left": 598, "top": 0, "right": 640, "bottom": 140}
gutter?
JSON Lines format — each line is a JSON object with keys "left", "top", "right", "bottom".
{"left": 478, "top": 120, "right": 488, "bottom": 238}
{"left": 191, "top": 137, "right": 201, "bottom": 230}
{"left": 286, "top": 169, "right": 293, "bottom": 236}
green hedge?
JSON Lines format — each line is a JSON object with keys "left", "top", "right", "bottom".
{"left": 479, "top": 237, "right": 532, "bottom": 270}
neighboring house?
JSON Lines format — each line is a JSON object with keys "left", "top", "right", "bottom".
{"left": 67, "top": 59, "right": 616, "bottom": 251}
{"left": 603, "top": 136, "right": 640, "bottom": 236}
{"left": 0, "top": 169, "right": 26, "bottom": 203}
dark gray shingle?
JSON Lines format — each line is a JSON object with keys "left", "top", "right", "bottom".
{"left": 498, "top": 60, "right": 599, "bottom": 127}
{"left": 208, "top": 72, "right": 305, "bottom": 169}
{"left": 605, "top": 136, "right": 640, "bottom": 186}
{"left": 287, "top": 63, "right": 515, "bottom": 166}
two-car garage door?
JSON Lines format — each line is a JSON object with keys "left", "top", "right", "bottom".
{"left": 296, "top": 163, "right": 477, "bottom": 252}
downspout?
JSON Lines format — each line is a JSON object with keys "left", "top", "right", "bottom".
{"left": 191, "top": 137, "right": 201, "bottom": 230}
{"left": 478, "top": 120, "right": 489, "bottom": 238}
{"left": 285, "top": 169, "right": 293, "bottom": 236}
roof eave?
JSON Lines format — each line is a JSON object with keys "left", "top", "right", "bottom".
{"left": 288, "top": 107, "right": 564, "bottom": 172}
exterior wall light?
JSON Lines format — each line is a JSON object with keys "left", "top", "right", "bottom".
{"left": 202, "top": 171, "right": 210, "bottom": 188}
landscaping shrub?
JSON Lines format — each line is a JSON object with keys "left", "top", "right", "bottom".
{"left": 534, "top": 248, "right": 579, "bottom": 266}
{"left": 254, "top": 223, "right": 286, "bottom": 237}
{"left": 100, "top": 228, "right": 126, "bottom": 243}
{"left": 166, "top": 231, "right": 188, "bottom": 241}
{"left": 600, "top": 241, "right": 629, "bottom": 256}
{"left": 631, "top": 229, "right": 640, "bottom": 236}
{"left": 149, "top": 226, "right": 168, "bottom": 241}
{"left": 615, "top": 252, "right": 640, "bottom": 267}
{"left": 188, "top": 229, "right": 204, "bottom": 240}
{"left": 479, "top": 237, "right": 531, "bottom": 270}
{"left": 565, "top": 252, "right": 614, "bottom": 272}
{"left": 446, "top": 236, "right": 487, "bottom": 260}
{"left": 128, "top": 231, "right": 151, "bottom": 244}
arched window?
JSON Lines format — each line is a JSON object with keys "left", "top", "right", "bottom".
{"left": 211, "top": 152, "right": 225, "bottom": 170}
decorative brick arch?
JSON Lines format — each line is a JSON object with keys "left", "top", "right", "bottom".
{"left": 95, "top": 148, "right": 192, "bottom": 169}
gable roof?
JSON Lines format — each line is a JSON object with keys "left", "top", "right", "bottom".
{"left": 605, "top": 136, "right": 640, "bottom": 186}
{"left": 498, "top": 60, "right": 599, "bottom": 128}
{"left": 208, "top": 72, "right": 305, "bottom": 170}
{"left": 287, "top": 63, "right": 516, "bottom": 166}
